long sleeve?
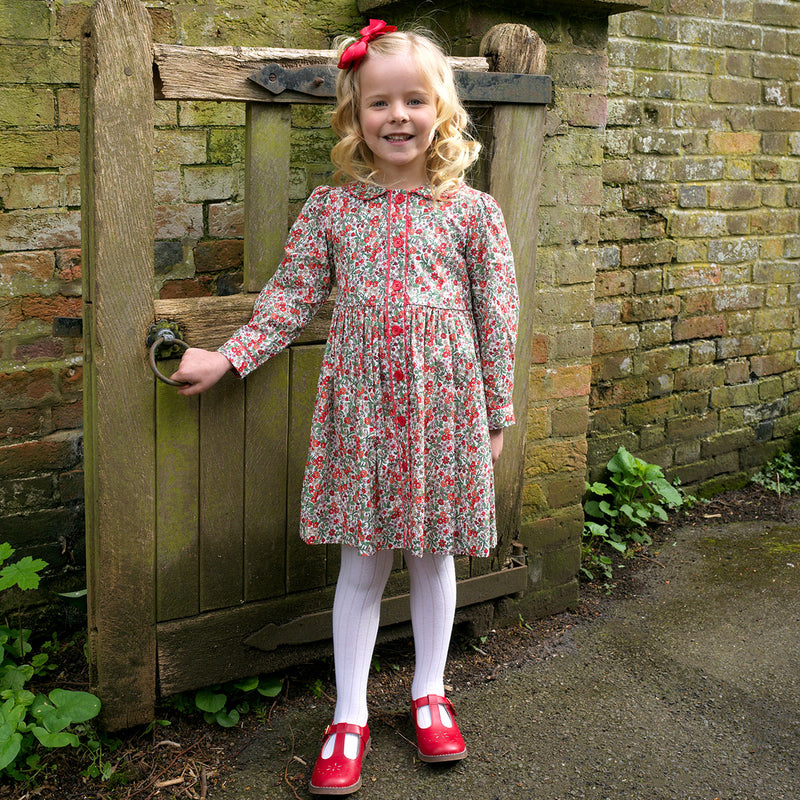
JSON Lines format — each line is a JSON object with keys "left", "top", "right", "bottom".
{"left": 465, "top": 194, "right": 519, "bottom": 429}
{"left": 219, "top": 187, "right": 334, "bottom": 377}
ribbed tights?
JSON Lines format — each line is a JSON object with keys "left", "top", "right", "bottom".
{"left": 323, "top": 545, "right": 456, "bottom": 758}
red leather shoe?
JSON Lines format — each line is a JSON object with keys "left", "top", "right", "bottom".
{"left": 309, "top": 722, "right": 371, "bottom": 795}
{"left": 411, "top": 694, "right": 467, "bottom": 762}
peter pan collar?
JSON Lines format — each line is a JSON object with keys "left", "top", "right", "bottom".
{"left": 344, "top": 181, "right": 434, "bottom": 201}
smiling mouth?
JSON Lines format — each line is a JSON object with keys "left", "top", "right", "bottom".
{"left": 384, "top": 134, "right": 413, "bottom": 142}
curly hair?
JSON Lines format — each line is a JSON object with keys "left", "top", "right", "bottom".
{"left": 330, "top": 29, "right": 480, "bottom": 201}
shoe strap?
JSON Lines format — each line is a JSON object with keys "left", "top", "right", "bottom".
{"left": 412, "top": 694, "right": 457, "bottom": 720}
{"left": 322, "top": 722, "right": 370, "bottom": 747}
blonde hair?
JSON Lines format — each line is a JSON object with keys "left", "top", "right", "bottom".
{"left": 330, "top": 29, "right": 480, "bottom": 201}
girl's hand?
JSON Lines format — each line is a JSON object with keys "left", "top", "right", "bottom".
{"left": 489, "top": 429, "right": 504, "bottom": 465}
{"left": 170, "top": 348, "right": 233, "bottom": 396}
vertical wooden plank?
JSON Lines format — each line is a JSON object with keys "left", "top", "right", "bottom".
{"left": 82, "top": 0, "right": 156, "bottom": 730}
{"left": 480, "top": 25, "right": 548, "bottom": 574}
{"left": 244, "top": 103, "right": 291, "bottom": 292}
{"left": 244, "top": 350, "right": 289, "bottom": 601}
{"left": 286, "top": 344, "right": 326, "bottom": 592}
{"left": 156, "top": 369, "right": 199, "bottom": 622}
{"left": 199, "top": 371, "right": 245, "bottom": 611}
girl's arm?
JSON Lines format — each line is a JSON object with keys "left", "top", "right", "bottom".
{"left": 489, "top": 429, "right": 504, "bottom": 464}
{"left": 466, "top": 193, "right": 519, "bottom": 430}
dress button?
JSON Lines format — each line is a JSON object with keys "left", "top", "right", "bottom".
{"left": 394, "top": 370, "right": 404, "bottom": 382}
{"left": 391, "top": 324, "right": 403, "bottom": 336}
{"left": 396, "top": 415, "right": 407, "bottom": 427}
{"left": 391, "top": 279, "right": 403, "bottom": 293}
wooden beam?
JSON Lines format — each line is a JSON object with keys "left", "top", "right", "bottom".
{"left": 82, "top": 0, "right": 157, "bottom": 730}
{"left": 153, "top": 43, "right": 489, "bottom": 102}
{"left": 481, "top": 24, "right": 549, "bottom": 576}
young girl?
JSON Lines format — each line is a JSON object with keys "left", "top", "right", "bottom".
{"left": 172, "top": 20, "right": 518, "bottom": 796}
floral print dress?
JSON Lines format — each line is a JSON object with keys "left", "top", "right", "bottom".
{"left": 219, "top": 181, "right": 518, "bottom": 558}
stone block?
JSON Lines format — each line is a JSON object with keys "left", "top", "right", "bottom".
{"left": 182, "top": 166, "right": 238, "bottom": 203}
{"left": 593, "top": 324, "right": 639, "bottom": 354}
{"left": 154, "top": 130, "right": 207, "bottom": 167}
{"left": 714, "top": 285, "right": 765, "bottom": 310}
{"left": 551, "top": 405, "right": 590, "bottom": 438}
{"left": 708, "top": 238, "right": 759, "bottom": 263}
{"left": 670, "top": 211, "right": 727, "bottom": 237}
{"left": 179, "top": 101, "right": 246, "bottom": 127}
{"left": 673, "top": 315, "right": 727, "bottom": 341}
{"left": 621, "top": 295, "right": 680, "bottom": 323}
{"left": 0, "top": 131, "right": 79, "bottom": 169}
{"left": 595, "top": 270, "right": 633, "bottom": 297}
{"left": 620, "top": 239, "right": 676, "bottom": 266}
{"left": 551, "top": 327, "right": 593, "bottom": 360}
{"left": 154, "top": 204, "right": 204, "bottom": 240}
{"left": 209, "top": 202, "right": 245, "bottom": 238}
{"left": 525, "top": 438, "right": 587, "bottom": 478}
{"left": 0, "top": 250, "right": 54, "bottom": 283}
{"left": 0, "top": 87, "right": 54, "bottom": 128}
{"left": 708, "top": 131, "right": 761, "bottom": 154}
{"left": 0, "top": 0, "right": 50, "bottom": 38}
{"left": 1, "top": 171, "right": 59, "bottom": 210}
{"left": 674, "top": 364, "right": 725, "bottom": 391}
{"left": 634, "top": 269, "right": 663, "bottom": 294}
{"left": 193, "top": 239, "right": 244, "bottom": 273}
{"left": 0, "top": 209, "right": 80, "bottom": 251}
{"left": 708, "top": 183, "right": 760, "bottom": 209}
{"left": 673, "top": 157, "right": 725, "bottom": 182}
{"left": 625, "top": 395, "right": 680, "bottom": 427}
{"left": 208, "top": 130, "right": 245, "bottom": 165}
{"left": 751, "top": 351, "right": 797, "bottom": 376}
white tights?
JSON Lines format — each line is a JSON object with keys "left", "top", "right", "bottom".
{"left": 322, "top": 544, "right": 456, "bottom": 758}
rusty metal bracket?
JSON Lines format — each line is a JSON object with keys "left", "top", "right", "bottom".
{"left": 248, "top": 64, "right": 552, "bottom": 105}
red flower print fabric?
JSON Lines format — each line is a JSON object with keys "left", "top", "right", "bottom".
{"left": 219, "top": 182, "right": 518, "bottom": 557}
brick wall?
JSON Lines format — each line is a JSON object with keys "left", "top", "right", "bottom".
{"left": 599, "top": 0, "right": 800, "bottom": 493}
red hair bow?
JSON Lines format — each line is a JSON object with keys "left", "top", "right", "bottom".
{"left": 337, "top": 19, "right": 397, "bottom": 71}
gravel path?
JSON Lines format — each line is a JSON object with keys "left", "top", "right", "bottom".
{"left": 211, "top": 513, "right": 800, "bottom": 800}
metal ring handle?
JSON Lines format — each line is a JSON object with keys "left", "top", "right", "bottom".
{"left": 149, "top": 335, "right": 190, "bottom": 386}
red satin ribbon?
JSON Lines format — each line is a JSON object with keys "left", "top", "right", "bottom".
{"left": 337, "top": 19, "right": 397, "bottom": 70}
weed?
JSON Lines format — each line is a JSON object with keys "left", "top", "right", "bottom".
{"left": 582, "top": 447, "right": 692, "bottom": 582}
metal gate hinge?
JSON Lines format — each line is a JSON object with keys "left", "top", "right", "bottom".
{"left": 249, "top": 63, "right": 337, "bottom": 98}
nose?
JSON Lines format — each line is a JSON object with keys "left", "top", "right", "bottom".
{"left": 388, "top": 101, "right": 409, "bottom": 123}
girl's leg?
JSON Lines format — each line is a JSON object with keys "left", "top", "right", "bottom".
{"left": 326, "top": 544, "right": 394, "bottom": 757}
{"left": 405, "top": 551, "right": 457, "bottom": 727}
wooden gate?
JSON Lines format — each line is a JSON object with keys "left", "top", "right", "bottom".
{"left": 81, "top": 0, "right": 549, "bottom": 729}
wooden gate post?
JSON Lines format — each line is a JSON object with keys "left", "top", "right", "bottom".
{"left": 481, "top": 25, "right": 548, "bottom": 575}
{"left": 82, "top": 0, "right": 157, "bottom": 729}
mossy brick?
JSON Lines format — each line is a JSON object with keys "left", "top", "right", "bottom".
{"left": 708, "top": 184, "right": 760, "bottom": 210}
{"left": 758, "top": 375, "right": 785, "bottom": 402}
{"left": 636, "top": 344, "right": 691, "bottom": 374}
{"left": 753, "top": 262, "right": 799, "bottom": 285}
{"left": 56, "top": 87, "right": 80, "bottom": 127}
{"left": 550, "top": 404, "right": 590, "bottom": 438}
{"left": 673, "top": 157, "right": 724, "bottom": 182}
{"left": 521, "top": 480, "right": 548, "bottom": 517}
{"left": 0, "top": 474, "right": 54, "bottom": 513}
{"left": 634, "top": 268, "right": 663, "bottom": 295}
{"left": 548, "top": 51, "right": 609, "bottom": 91}
{"left": 155, "top": 170, "right": 181, "bottom": 203}
{"left": 586, "top": 431, "right": 640, "bottom": 470}
{"left": 670, "top": 211, "right": 727, "bottom": 238}
{"left": 593, "top": 324, "right": 639, "bottom": 354}
{"left": 208, "top": 203, "right": 244, "bottom": 238}
{"left": 519, "top": 504, "right": 583, "bottom": 552}
{"left": 680, "top": 390, "right": 711, "bottom": 414}
{"left": 0, "top": 87, "right": 54, "bottom": 128}
{"left": 725, "top": 359, "right": 750, "bottom": 384}
{"left": 670, "top": 45, "right": 722, "bottom": 75}
{"left": 154, "top": 130, "right": 207, "bottom": 167}
{"left": 154, "top": 204, "right": 204, "bottom": 240}
{"left": 155, "top": 102, "right": 178, "bottom": 127}
{"left": 0, "top": 132, "right": 79, "bottom": 169}
{"left": 607, "top": 98, "right": 641, "bottom": 127}
{"left": 291, "top": 105, "right": 335, "bottom": 129}
{"left": 674, "top": 240, "right": 708, "bottom": 263}
{"left": 620, "top": 240, "right": 675, "bottom": 267}
{"left": 708, "top": 131, "right": 761, "bottom": 155}
{"left": 291, "top": 128, "right": 338, "bottom": 165}
{"left": 182, "top": 166, "right": 238, "bottom": 203}
{"left": 755, "top": 308, "right": 794, "bottom": 332}
{"left": 0, "top": 0, "right": 50, "bottom": 38}
{"left": 525, "top": 438, "right": 587, "bottom": 477}
{"left": 193, "top": 239, "right": 244, "bottom": 273}
{"left": 590, "top": 376, "right": 649, "bottom": 409}
{"left": 674, "top": 364, "right": 725, "bottom": 391}
{"left": 599, "top": 214, "right": 640, "bottom": 242}
{"left": 708, "top": 238, "right": 759, "bottom": 264}
{"left": 538, "top": 208, "right": 599, "bottom": 248}
{"left": 621, "top": 295, "right": 680, "bottom": 323}
{"left": 551, "top": 327, "right": 593, "bottom": 360}
{"left": 681, "top": 288, "right": 715, "bottom": 315}
{"left": 0, "top": 44, "right": 79, "bottom": 85}
{"left": 751, "top": 351, "right": 797, "bottom": 377}
{"left": 710, "top": 382, "right": 760, "bottom": 408}
{"left": 622, "top": 183, "right": 676, "bottom": 210}
{"left": 714, "top": 285, "right": 764, "bottom": 311}
{"left": 1, "top": 172, "right": 59, "bottom": 210}
{"left": 609, "top": 39, "right": 669, "bottom": 71}
{"left": 625, "top": 395, "right": 680, "bottom": 427}
{"left": 673, "top": 314, "right": 726, "bottom": 341}
{"left": 595, "top": 270, "right": 632, "bottom": 298}
{"left": 0, "top": 251, "right": 54, "bottom": 282}
{"left": 154, "top": 241, "right": 184, "bottom": 275}
{"left": 750, "top": 208, "right": 798, "bottom": 235}
{"left": 0, "top": 430, "right": 81, "bottom": 478}
{"left": 594, "top": 352, "right": 633, "bottom": 381}
{"left": 639, "top": 423, "right": 667, "bottom": 450}
{"left": 208, "top": 130, "right": 245, "bottom": 165}
{"left": 755, "top": 0, "right": 800, "bottom": 26}
{"left": 605, "top": 129, "right": 633, "bottom": 158}
{"left": 690, "top": 340, "right": 717, "bottom": 365}
{"left": 179, "top": 101, "right": 246, "bottom": 128}
{"left": 0, "top": 210, "right": 80, "bottom": 251}
{"left": 755, "top": 108, "right": 800, "bottom": 132}
{"left": 590, "top": 407, "right": 624, "bottom": 434}
{"left": 710, "top": 22, "right": 762, "bottom": 50}
{"left": 666, "top": 411, "right": 718, "bottom": 443}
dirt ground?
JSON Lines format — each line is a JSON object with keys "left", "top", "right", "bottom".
{"left": 1, "top": 483, "right": 793, "bottom": 800}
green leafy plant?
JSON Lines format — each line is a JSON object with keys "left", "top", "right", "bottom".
{"left": 189, "top": 675, "right": 283, "bottom": 728}
{"left": 752, "top": 445, "right": 800, "bottom": 496}
{"left": 582, "top": 447, "right": 691, "bottom": 582}
{"left": 0, "top": 544, "right": 102, "bottom": 779}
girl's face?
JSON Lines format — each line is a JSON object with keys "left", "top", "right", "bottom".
{"left": 357, "top": 51, "right": 437, "bottom": 189}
